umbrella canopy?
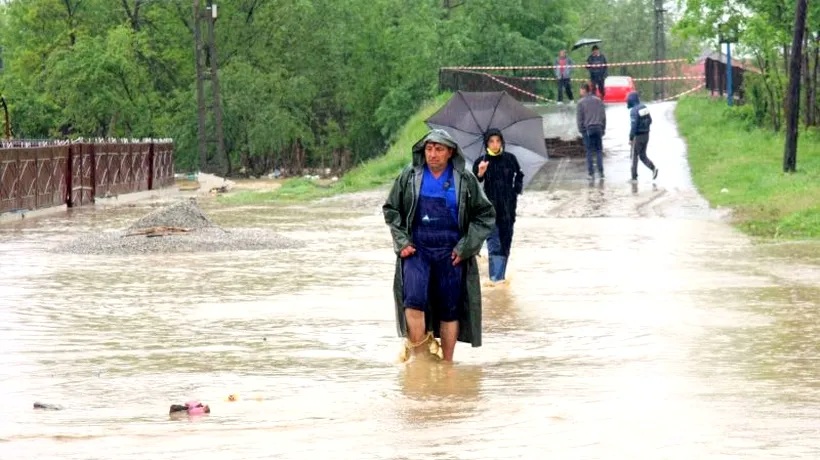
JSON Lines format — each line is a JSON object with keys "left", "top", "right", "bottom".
{"left": 572, "top": 38, "right": 602, "bottom": 51}
{"left": 425, "top": 91, "right": 548, "bottom": 189}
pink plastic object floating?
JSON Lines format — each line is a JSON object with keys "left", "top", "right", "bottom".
{"left": 186, "top": 400, "right": 210, "bottom": 415}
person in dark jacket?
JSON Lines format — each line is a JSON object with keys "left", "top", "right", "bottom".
{"left": 554, "top": 49, "right": 574, "bottom": 103}
{"left": 627, "top": 92, "right": 659, "bottom": 181}
{"left": 586, "top": 45, "right": 608, "bottom": 99}
{"left": 577, "top": 83, "right": 607, "bottom": 180}
{"left": 472, "top": 128, "right": 523, "bottom": 284}
{"left": 383, "top": 129, "right": 495, "bottom": 362}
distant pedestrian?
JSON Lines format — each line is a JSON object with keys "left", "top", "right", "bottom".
{"left": 576, "top": 83, "right": 607, "bottom": 180}
{"left": 554, "top": 50, "right": 574, "bottom": 103}
{"left": 627, "top": 92, "right": 658, "bottom": 181}
{"left": 586, "top": 45, "right": 608, "bottom": 99}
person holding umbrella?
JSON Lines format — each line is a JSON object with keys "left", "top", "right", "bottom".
{"left": 472, "top": 128, "right": 524, "bottom": 284}
{"left": 586, "top": 45, "right": 608, "bottom": 99}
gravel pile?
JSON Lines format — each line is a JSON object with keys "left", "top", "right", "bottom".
{"left": 52, "top": 198, "right": 304, "bottom": 255}
{"left": 127, "top": 198, "right": 216, "bottom": 231}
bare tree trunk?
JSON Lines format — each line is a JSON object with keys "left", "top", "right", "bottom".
{"left": 768, "top": 48, "right": 786, "bottom": 131}
{"left": 811, "top": 36, "right": 819, "bottom": 127}
{"left": 803, "top": 27, "right": 811, "bottom": 127}
{"left": 292, "top": 138, "right": 305, "bottom": 176}
{"left": 759, "top": 54, "right": 781, "bottom": 130}
{"left": 0, "top": 95, "right": 12, "bottom": 140}
{"left": 784, "top": 0, "right": 808, "bottom": 173}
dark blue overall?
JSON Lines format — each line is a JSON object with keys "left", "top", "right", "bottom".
{"left": 402, "top": 164, "right": 463, "bottom": 322}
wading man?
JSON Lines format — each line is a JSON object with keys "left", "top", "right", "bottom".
{"left": 383, "top": 129, "right": 496, "bottom": 362}
{"left": 577, "top": 83, "right": 607, "bottom": 180}
{"left": 472, "top": 129, "right": 523, "bottom": 284}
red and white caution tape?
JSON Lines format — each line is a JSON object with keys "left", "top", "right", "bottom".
{"left": 657, "top": 83, "right": 706, "bottom": 102}
{"left": 441, "top": 58, "right": 688, "bottom": 71}
{"left": 478, "top": 72, "right": 554, "bottom": 102}
{"left": 451, "top": 69, "right": 706, "bottom": 104}
{"left": 483, "top": 75, "right": 703, "bottom": 82}
{"left": 632, "top": 76, "right": 703, "bottom": 82}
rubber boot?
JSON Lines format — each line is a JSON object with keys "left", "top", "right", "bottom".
{"left": 489, "top": 255, "right": 505, "bottom": 282}
{"left": 488, "top": 256, "right": 498, "bottom": 282}
{"left": 497, "top": 256, "right": 509, "bottom": 281}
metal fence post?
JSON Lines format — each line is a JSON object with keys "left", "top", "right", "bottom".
{"left": 148, "top": 142, "right": 155, "bottom": 190}
{"left": 66, "top": 144, "right": 74, "bottom": 208}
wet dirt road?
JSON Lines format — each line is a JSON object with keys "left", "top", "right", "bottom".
{"left": 1, "top": 101, "right": 819, "bottom": 459}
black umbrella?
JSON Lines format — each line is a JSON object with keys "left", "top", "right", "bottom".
{"left": 572, "top": 38, "right": 602, "bottom": 51}
{"left": 425, "top": 91, "right": 548, "bottom": 189}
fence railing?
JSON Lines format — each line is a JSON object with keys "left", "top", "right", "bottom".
{"left": 704, "top": 58, "right": 745, "bottom": 99}
{"left": 0, "top": 139, "right": 174, "bottom": 214}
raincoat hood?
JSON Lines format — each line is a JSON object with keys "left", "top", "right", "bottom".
{"left": 411, "top": 128, "right": 466, "bottom": 171}
{"left": 482, "top": 128, "right": 506, "bottom": 153}
{"left": 627, "top": 91, "right": 641, "bottom": 109}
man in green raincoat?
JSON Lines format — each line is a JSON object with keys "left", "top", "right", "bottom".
{"left": 383, "top": 129, "right": 496, "bottom": 361}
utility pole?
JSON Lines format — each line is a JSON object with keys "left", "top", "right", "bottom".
{"left": 783, "top": 0, "right": 808, "bottom": 173}
{"left": 205, "top": 0, "right": 227, "bottom": 175}
{"left": 653, "top": 0, "right": 666, "bottom": 100}
{"left": 192, "top": 0, "right": 227, "bottom": 175}
{"left": 193, "top": 0, "right": 207, "bottom": 172}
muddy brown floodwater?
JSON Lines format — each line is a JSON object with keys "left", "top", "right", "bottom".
{"left": 2, "top": 102, "right": 819, "bottom": 459}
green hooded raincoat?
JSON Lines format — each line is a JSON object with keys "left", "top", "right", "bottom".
{"left": 382, "top": 129, "right": 496, "bottom": 347}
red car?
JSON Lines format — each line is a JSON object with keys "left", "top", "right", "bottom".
{"left": 594, "top": 76, "right": 637, "bottom": 104}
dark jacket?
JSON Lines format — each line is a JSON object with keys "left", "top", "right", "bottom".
{"left": 627, "top": 92, "right": 652, "bottom": 140}
{"left": 586, "top": 53, "right": 608, "bottom": 79}
{"left": 383, "top": 129, "right": 496, "bottom": 347}
{"left": 577, "top": 94, "right": 607, "bottom": 133}
{"left": 472, "top": 128, "right": 523, "bottom": 226}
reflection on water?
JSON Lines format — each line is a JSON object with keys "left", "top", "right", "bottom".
{"left": 2, "top": 101, "right": 820, "bottom": 459}
{"left": 398, "top": 361, "right": 484, "bottom": 424}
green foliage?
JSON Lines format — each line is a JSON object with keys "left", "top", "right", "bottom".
{"left": 676, "top": 95, "right": 820, "bottom": 239}
{"left": 0, "top": 0, "right": 690, "bottom": 174}
{"left": 674, "top": 0, "right": 820, "bottom": 131}
{"left": 220, "top": 92, "right": 452, "bottom": 204}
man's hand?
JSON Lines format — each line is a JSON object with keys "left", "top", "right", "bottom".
{"left": 629, "top": 139, "right": 634, "bottom": 145}
{"left": 451, "top": 251, "right": 463, "bottom": 266}
{"left": 400, "top": 245, "right": 416, "bottom": 258}
{"left": 477, "top": 160, "right": 489, "bottom": 178}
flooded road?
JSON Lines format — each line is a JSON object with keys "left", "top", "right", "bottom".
{"left": 2, "top": 101, "right": 820, "bottom": 459}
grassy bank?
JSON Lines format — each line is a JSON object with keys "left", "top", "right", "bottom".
{"left": 221, "top": 92, "right": 452, "bottom": 204}
{"left": 675, "top": 95, "right": 820, "bottom": 239}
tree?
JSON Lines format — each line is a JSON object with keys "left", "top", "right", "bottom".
{"left": 783, "top": 0, "right": 808, "bottom": 173}
{"left": 0, "top": 0, "right": 685, "bottom": 174}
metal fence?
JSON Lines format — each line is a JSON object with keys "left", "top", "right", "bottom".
{"left": 439, "top": 69, "right": 540, "bottom": 103}
{"left": 0, "top": 139, "right": 174, "bottom": 214}
{"left": 704, "top": 58, "right": 745, "bottom": 99}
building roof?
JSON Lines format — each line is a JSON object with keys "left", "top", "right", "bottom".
{"left": 695, "top": 48, "right": 760, "bottom": 73}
